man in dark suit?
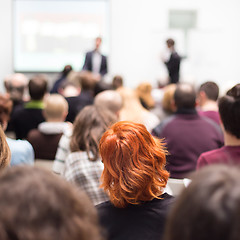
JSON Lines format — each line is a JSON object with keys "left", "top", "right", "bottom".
{"left": 164, "top": 38, "right": 181, "bottom": 84}
{"left": 82, "top": 37, "right": 108, "bottom": 78}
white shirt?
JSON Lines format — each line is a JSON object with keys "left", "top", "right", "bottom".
{"left": 92, "top": 51, "right": 102, "bottom": 74}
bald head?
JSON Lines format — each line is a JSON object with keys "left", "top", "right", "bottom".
{"left": 94, "top": 90, "right": 123, "bottom": 116}
{"left": 174, "top": 83, "right": 196, "bottom": 110}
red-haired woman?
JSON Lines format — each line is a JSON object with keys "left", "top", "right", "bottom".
{"left": 96, "top": 121, "right": 174, "bottom": 240}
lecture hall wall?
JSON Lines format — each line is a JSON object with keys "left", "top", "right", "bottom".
{"left": 0, "top": 0, "right": 240, "bottom": 94}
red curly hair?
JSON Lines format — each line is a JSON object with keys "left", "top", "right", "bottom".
{"left": 99, "top": 121, "right": 169, "bottom": 208}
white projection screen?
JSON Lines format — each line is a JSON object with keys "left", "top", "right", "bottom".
{"left": 13, "top": 0, "right": 109, "bottom": 72}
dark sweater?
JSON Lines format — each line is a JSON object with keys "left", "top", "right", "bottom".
{"left": 96, "top": 193, "right": 174, "bottom": 240}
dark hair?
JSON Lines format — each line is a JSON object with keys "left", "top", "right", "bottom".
{"left": 0, "top": 166, "right": 102, "bottom": 240}
{"left": 199, "top": 81, "right": 219, "bottom": 101}
{"left": 218, "top": 84, "right": 240, "bottom": 138}
{"left": 166, "top": 38, "right": 175, "bottom": 47}
{"left": 70, "top": 105, "right": 117, "bottom": 161}
{"left": 164, "top": 165, "right": 240, "bottom": 240}
{"left": 174, "top": 83, "right": 196, "bottom": 109}
{"left": 112, "top": 75, "right": 123, "bottom": 89}
{"left": 62, "top": 65, "right": 72, "bottom": 76}
{"left": 99, "top": 121, "right": 169, "bottom": 208}
{"left": 28, "top": 75, "right": 48, "bottom": 100}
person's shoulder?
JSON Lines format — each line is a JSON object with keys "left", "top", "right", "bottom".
{"left": 152, "top": 115, "right": 176, "bottom": 136}
{"left": 96, "top": 200, "right": 113, "bottom": 211}
{"left": 8, "top": 138, "right": 34, "bottom": 153}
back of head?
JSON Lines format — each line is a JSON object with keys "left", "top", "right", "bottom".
{"left": 71, "top": 71, "right": 96, "bottom": 91}
{"left": 0, "top": 166, "right": 101, "bottom": 240}
{"left": 44, "top": 94, "right": 68, "bottom": 121}
{"left": 0, "top": 94, "right": 13, "bottom": 128}
{"left": 166, "top": 38, "right": 175, "bottom": 48}
{"left": 62, "top": 64, "right": 72, "bottom": 76}
{"left": 199, "top": 81, "right": 219, "bottom": 101}
{"left": 29, "top": 74, "right": 48, "bottom": 100}
{"left": 70, "top": 105, "right": 117, "bottom": 161}
{"left": 112, "top": 75, "right": 123, "bottom": 90}
{"left": 174, "top": 83, "right": 196, "bottom": 110}
{"left": 99, "top": 121, "right": 169, "bottom": 208}
{"left": 162, "top": 84, "right": 177, "bottom": 113}
{"left": 136, "top": 82, "right": 155, "bottom": 109}
{"left": 5, "top": 73, "right": 28, "bottom": 104}
{"left": 218, "top": 84, "right": 240, "bottom": 138}
{"left": 164, "top": 165, "right": 240, "bottom": 240}
{"left": 94, "top": 90, "right": 123, "bottom": 116}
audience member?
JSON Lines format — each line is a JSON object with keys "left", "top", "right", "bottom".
{"left": 154, "top": 83, "right": 177, "bottom": 121}
{"left": 0, "top": 166, "right": 102, "bottom": 240}
{"left": 12, "top": 74, "right": 48, "bottom": 139}
{"left": 64, "top": 71, "right": 94, "bottom": 122}
{"left": 118, "top": 87, "right": 160, "bottom": 132}
{"left": 97, "top": 121, "right": 174, "bottom": 240}
{"left": 0, "top": 94, "right": 34, "bottom": 166}
{"left": 63, "top": 105, "right": 117, "bottom": 205}
{"left": 53, "top": 90, "right": 123, "bottom": 175}
{"left": 50, "top": 64, "right": 73, "bottom": 94}
{"left": 152, "top": 83, "right": 223, "bottom": 179}
{"left": 136, "top": 82, "right": 155, "bottom": 110}
{"left": 27, "top": 94, "right": 69, "bottom": 160}
{"left": 112, "top": 75, "right": 123, "bottom": 90}
{"left": 94, "top": 90, "right": 123, "bottom": 118}
{"left": 58, "top": 81, "right": 81, "bottom": 97}
{"left": 197, "top": 84, "right": 240, "bottom": 169}
{"left": 4, "top": 73, "right": 29, "bottom": 133}
{"left": 197, "top": 81, "right": 220, "bottom": 125}
{"left": 164, "top": 165, "right": 240, "bottom": 240}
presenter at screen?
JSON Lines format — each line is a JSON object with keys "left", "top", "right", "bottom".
{"left": 162, "top": 38, "right": 181, "bottom": 84}
{"left": 82, "top": 37, "right": 108, "bottom": 79}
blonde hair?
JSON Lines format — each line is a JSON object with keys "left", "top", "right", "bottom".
{"left": 162, "top": 84, "right": 177, "bottom": 113}
{"left": 44, "top": 94, "right": 68, "bottom": 120}
{"left": 136, "top": 82, "right": 155, "bottom": 109}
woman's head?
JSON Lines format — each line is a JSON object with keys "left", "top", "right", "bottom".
{"left": 70, "top": 105, "right": 117, "bottom": 161}
{"left": 164, "top": 165, "right": 240, "bottom": 240}
{"left": 99, "top": 121, "right": 169, "bottom": 208}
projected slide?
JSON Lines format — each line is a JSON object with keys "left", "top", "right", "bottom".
{"left": 13, "top": 0, "right": 109, "bottom": 72}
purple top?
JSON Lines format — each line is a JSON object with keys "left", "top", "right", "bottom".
{"left": 198, "top": 110, "right": 220, "bottom": 125}
{"left": 152, "top": 111, "right": 224, "bottom": 179}
{"left": 197, "top": 146, "right": 240, "bottom": 169}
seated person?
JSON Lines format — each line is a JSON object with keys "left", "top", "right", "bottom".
{"left": 63, "top": 105, "right": 117, "bottom": 205}
{"left": 96, "top": 121, "right": 174, "bottom": 240}
{"left": 197, "top": 81, "right": 220, "bottom": 125}
{"left": 0, "top": 166, "right": 102, "bottom": 240}
{"left": 4, "top": 73, "right": 29, "bottom": 134}
{"left": 152, "top": 83, "right": 223, "bottom": 179}
{"left": 60, "top": 72, "right": 94, "bottom": 123}
{"left": 164, "top": 165, "right": 240, "bottom": 240}
{"left": 12, "top": 74, "right": 48, "bottom": 139}
{"left": 27, "top": 94, "right": 69, "bottom": 160}
{"left": 0, "top": 93, "right": 34, "bottom": 165}
{"left": 197, "top": 84, "right": 240, "bottom": 169}
{"left": 53, "top": 90, "right": 123, "bottom": 175}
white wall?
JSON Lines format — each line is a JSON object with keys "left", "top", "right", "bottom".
{"left": 1, "top": 0, "right": 240, "bottom": 93}
{"left": 0, "top": 0, "right": 12, "bottom": 91}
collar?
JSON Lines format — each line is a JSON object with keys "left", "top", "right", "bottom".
{"left": 25, "top": 100, "right": 44, "bottom": 109}
{"left": 176, "top": 108, "right": 197, "bottom": 114}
